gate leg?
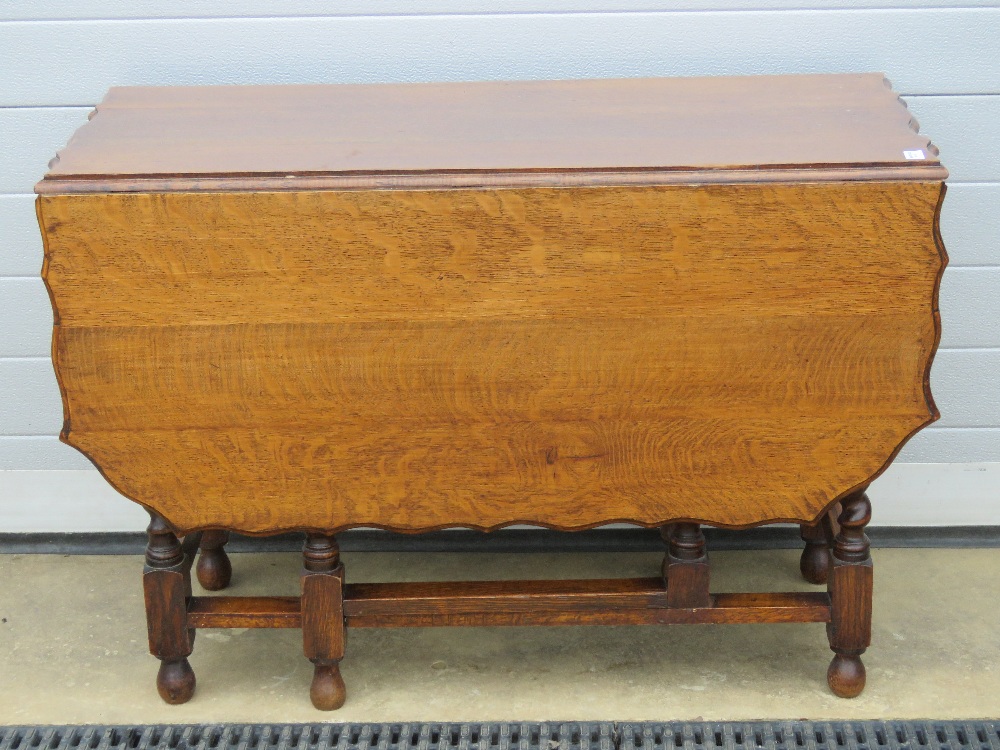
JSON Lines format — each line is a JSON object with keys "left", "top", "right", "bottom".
{"left": 143, "top": 512, "right": 195, "bottom": 704}
{"left": 827, "top": 489, "right": 873, "bottom": 698}
{"left": 800, "top": 520, "right": 831, "bottom": 584}
{"left": 301, "top": 532, "right": 347, "bottom": 710}
{"left": 196, "top": 530, "right": 232, "bottom": 591}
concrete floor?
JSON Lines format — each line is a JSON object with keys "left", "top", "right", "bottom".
{"left": 0, "top": 548, "right": 998, "bottom": 724}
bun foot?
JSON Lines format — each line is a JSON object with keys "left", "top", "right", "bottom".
{"left": 196, "top": 548, "right": 232, "bottom": 590}
{"left": 827, "top": 653, "right": 866, "bottom": 698}
{"left": 310, "top": 661, "right": 347, "bottom": 710}
{"left": 157, "top": 657, "right": 196, "bottom": 704}
{"left": 196, "top": 531, "right": 232, "bottom": 591}
{"left": 800, "top": 542, "right": 830, "bottom": 585}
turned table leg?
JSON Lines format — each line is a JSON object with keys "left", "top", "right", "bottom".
{"left": 661, "top": 522, "right": 712, "bottom": 608}
{"left": 196, "top": 530, "right": 232, "bottom": 591}
{"left": 800, "top": 503, "right": 841, "bottom": 584}
{"left": 826, "top": 489, "right": 873, "bottom": 698}
{"left": 301, "top": 533, "right": 347, "bottom": 710}
{"left": 143, "top": 513, "right": 195, "bottom": 704}
{"left": 800, "top": 521, "right": 830, "bottom": 584}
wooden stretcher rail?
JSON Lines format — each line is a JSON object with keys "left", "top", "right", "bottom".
{"left": 186, "top": 581, "right": 832, "bottom": 630}
{"left": 187, "top": 595, "right": 301, "bottom": 629}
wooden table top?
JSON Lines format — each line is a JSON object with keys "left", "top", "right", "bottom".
{"left": 37, "top": 74, "right": 948, "bottom": 534}
{"left": 38, "top": 73, "right": 946, "bottom": 194}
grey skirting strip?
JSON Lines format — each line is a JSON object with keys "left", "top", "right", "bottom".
{"left": 0, "top": 722, "right": 998, "bottom": 750}
{"left": 1, "top": 526, "right": 999, "bottom": 555}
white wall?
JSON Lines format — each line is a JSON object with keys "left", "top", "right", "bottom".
{"left": 1, "top": 1, "right": 999, "bottom": 530}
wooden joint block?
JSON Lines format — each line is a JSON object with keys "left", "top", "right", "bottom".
{"left": 301, "top": 564, "right": 346, "bottom": 661}
{"left": 143, "top": 566, "right": 194, "bottom": 659}
{"left": 827, "top": 556, "right": 873, "bottom": 652}
{"left": 665, "top": 555, "right": 713, "bottom": 609}
{"left": 662, "top": 523, "right": 712, "bottom": 609}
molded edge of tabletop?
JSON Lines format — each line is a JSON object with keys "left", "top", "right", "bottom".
{"left": 35, "top": 73, "right": 948, "bottom": 195}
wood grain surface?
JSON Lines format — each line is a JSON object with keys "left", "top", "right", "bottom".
{"left": 36, "top": 74, "right": 946, "bottom": 194}
{"left": 341, "top": 591, "right": 834, "bottom": 628}
{"left": 40, "top": 181, "right": 945, "bottom": 534}
{"left": 183, "top": 588, "right": 833, "bottom": 630}
{"left": 187, "top": 595, "right": 302, "bottom": 629}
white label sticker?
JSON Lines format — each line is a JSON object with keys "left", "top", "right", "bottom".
{"left": 903, "top": 150, "right": 926, "bottom": 160}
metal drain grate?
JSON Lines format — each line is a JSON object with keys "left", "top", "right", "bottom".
{"left": 0, "top": 723, "right": 997, "bottom": 750}
{"left": 620, "top": 724, "right": 1000, "bottom": 750}
{"left": 0, "top": 724, "right": 612, "bottom": 750}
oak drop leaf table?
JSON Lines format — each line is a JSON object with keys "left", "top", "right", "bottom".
{"left": 36, "top": 73, "right": 948, "bottom": 709}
